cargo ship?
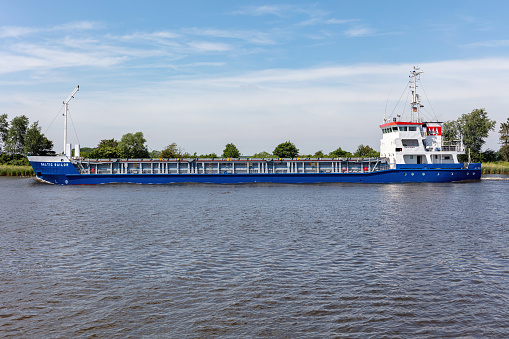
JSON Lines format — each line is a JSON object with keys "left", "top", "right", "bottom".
{"left": 28, "top": 67, "right": 481, "bottom": 185}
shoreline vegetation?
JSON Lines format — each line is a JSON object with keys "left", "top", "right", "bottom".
{"left": 2, "top": 161, "right": 509, "bottom": 177}
{"left": 481, "top": 162, "right": 509, "bottom": 174}
{"left": 0, "top": 165, "right": 35, "bottom": 177}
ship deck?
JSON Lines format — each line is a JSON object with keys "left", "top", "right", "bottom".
{"left": 71, "top": 157, "right": 391, "bottom": 175}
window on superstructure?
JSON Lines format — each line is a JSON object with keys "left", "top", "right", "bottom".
{"left": 409, "top": 126, "right": 417, "bottom": 131}
{"left": 392, "top": 127, "right": 398, "bottom": 131}
{"left": 399, "top": 126, "right": 407, "bottom": 131}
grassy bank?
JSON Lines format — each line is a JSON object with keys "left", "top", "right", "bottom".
{"left": 481, "top": 162, "right": 509, "bottom": 174}
{"left": 0, "top": 165, "right": 35, "bottom": 177}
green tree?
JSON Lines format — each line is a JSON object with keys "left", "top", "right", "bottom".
{"left": 314, "top": 150, "right": 324, "bottom": 158}
{"left": 150, "top": 150, "right": 161, "bottom": 158}
{"left": 500, "top": 118, "right": 509, "bottom": 161}
{"left": 4, "top": 115, "right": 29, "bottom": 155}
{"left": 0, "top": 114, "right": 8, "bottom": 152}
{"left": 252, "top": 151, "right": 272, "bottom": 158}
{"left": 118, "top": 132, "right": 149, "bottom": 158}
{"left": 329, "top": 146, "right": 352, "bottom": 158}
{"left": 222, "top": 143, "right": 241, "bottom": 158}
{"left": 500, "top": 145, "right": 509, "bottom": 162}
{"left": 442, "top": 120, "right": 460, "bottom": 142}
{"left": 457, "top": 108, "right": 496, "bottom": 162}
{"left": 97, "top": 138, "right": 119, "bottom": 149}
{"left": 273, "top": 141, "right": 299, "bottom": 158}
{"left": 160, "top": 143, "right": 183, "bottom": 158}
{"left": 77, "top": 147, "right": 94, "bottom": 158}
{"left": 353, "top": 144, "right": 380, "bottom": 158}
{"left": 87, "top": 139, "right": 122, "bottom": 158}
{"left": 23, "top": 121, "right": 54, "bottom": 156}
{"left": 481, "top": 149, "right": 500, "bottom": 162}
{"left": 198, "top": 153, "right": 218, "bottom": 158}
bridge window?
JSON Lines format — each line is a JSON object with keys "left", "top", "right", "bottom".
{"left": 402, "top": 139, "right": 419, "bottom": 147}
{"left": 409, "top": 126, "right": 417, "bottom": 131}
{"left": 399, "top": 126, "right": 408, "bottom": 131}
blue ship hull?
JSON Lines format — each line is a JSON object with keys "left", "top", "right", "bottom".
{"left": 28, "top": 158, "right": 481, "bottom": 185}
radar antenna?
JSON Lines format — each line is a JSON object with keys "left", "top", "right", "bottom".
{"left": 409, "top": 66, "right": 423, "bottom": 122}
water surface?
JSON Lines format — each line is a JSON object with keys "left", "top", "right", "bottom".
{"left": 1, "top": 177, "right": 508, "bottom": 337}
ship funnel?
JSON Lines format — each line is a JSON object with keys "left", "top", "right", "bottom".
{"left": 74, "top": 144, "right": 81, "bottom": 159}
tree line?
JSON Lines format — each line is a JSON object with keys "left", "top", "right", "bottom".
{"left": 0, "top": 114, "right": 53, "bottom": 165}
{"left": 443, "top": 108, "right": 509, "bottom": 162}
{"left": 82, "top": 135, "right": 380, "bottom": 160}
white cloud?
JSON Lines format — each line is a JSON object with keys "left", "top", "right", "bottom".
{"left": 0, "top": 43, "right": 126, "bottom": 74}
{"left": 53, "top": 21, "right": 102, "bottom": 31}
{"left": 463, "top": 40, "right": 509, "bottom": 48}
{"left": 233, "top": 5, "right": 292, "bottom": 17}
{"left": 0, "top": 26, "right": 37, "bottom": 38}
{"left": 0, "top": 21, "right": 101, "bottom": 39}
{"left": 298, "top": 17, "right": 357, "bottom": 26}
{"left": 326, "top": 19, "right": 357, "bottom": 25}
{"left": 345, "top": 26, "right": 374, "bottom": 37}
{"left": 187, "top": 41, "right": 231, "bottom": 52}
{"left": 183, "top": 27, "right": 276, "bottom": 45}
{"left": 117, "top": 31, "right": 180, "bottom": 41}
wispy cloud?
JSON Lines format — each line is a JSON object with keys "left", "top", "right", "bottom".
{"left": 0, "top": 21, "right": 101, "bottom": 39}
{"left": 0, "top": 26, "right": 37, "bottom": 38}
{"left": 297, "top": 17, "right": 357, "bottom": 26}
{"left": 184, "top": 27, "right": 276, "bottom": 45}
{"left": 116, "top": 31, "right": 181, "bottom": 43}
{"left": 187, "top": 41, "right": 231, "bottom": 52}
{"left": 232, "top": 5, "right": 293, "bottom": 17}
{"left": 345, "top": 26, "right": 374, "bottom": 37}
{"left": 462, "top": 39, "right": 509, "bottom": 48}
{"left": 53, "top": 21, "right": 103, "bottom": 31}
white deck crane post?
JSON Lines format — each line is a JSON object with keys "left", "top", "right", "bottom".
{"left": 63, "top": 86, "right": 79, "bottom": 157}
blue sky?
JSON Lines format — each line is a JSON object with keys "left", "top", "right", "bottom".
{"left": 1, "top": 0, "right": 508, "bottom": 155}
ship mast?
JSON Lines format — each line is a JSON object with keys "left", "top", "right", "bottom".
{"left": 63, "top": 86, "right": 79, "bottom": 156}
{"left": 409, "top": 66, "right": 423, "bottom": 122}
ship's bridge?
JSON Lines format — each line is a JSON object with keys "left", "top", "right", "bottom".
{"left": 379, "top": 120, "right": 464, "bottom": 167}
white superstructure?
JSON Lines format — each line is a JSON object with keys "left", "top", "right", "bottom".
{"left": 379, "top": 67, "right": 464, "bottom": 167}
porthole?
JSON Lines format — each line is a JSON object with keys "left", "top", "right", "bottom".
{"left": 411, "top": 173, "right": 414, "bottom": 176}
{"left": 467, "top": 172, "right": 469, "bottom": 175}
{"left": 437, "top": 172, "right": 440, "bottom": 176}
{"left": 404, "top": 173, "right": 407, "bottom": 176}
{"left": 422, "top": 173, "right": 425, "bottom": 176}
{"left": 451, "top": 172, "right": 454, "bottom": 175}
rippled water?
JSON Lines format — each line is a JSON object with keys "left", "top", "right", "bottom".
{"left": 1, "top": 177, "right": 508, "bottom": 338}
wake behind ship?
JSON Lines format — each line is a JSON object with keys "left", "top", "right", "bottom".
{"left": 28, "top": 67, "right": 481, "bottom": 185}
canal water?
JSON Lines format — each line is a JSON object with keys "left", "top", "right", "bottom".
{"left": 1, "top": 177, "right": 508, "bottom": 338}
